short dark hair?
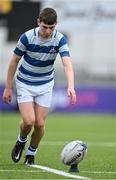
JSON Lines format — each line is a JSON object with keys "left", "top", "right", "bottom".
{"left": 39, "top": 8, "right": 57, "bottom": 25}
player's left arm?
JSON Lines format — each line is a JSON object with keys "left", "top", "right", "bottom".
{"left": 62, "top": 56, "right": 77, "bottom": 105}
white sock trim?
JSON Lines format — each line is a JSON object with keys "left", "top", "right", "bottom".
{"left": 18, "top": 135, "right": 27, "bottom": 143}
{"left": 26, "top": 147, "right": 37, "bottom": 156}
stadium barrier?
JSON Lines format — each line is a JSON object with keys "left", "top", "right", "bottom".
{"left": 0, "top": 84, "right": 116, "bottom": 113}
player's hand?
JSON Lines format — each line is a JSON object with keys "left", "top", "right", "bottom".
{"left": 3, "top": 88, "right": 12, "bottom": 104}
{"left": 67, "top": 88, "right": 77, "bottom": 105}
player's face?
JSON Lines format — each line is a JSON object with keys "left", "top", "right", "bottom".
{"left": 38, "top": 21, "right": 56, "bottom": 39}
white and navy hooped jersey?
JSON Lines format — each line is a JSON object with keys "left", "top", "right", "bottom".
{"left": 14, "top": 27, "right": 70, "bottom": 86}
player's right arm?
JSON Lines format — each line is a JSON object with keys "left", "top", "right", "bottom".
{"left": 3, "top": 53, "right": 21, "bottom": 104}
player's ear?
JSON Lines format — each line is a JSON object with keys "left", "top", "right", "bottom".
{"left": 37, "top": 18, "right": 40, "bottom": 26}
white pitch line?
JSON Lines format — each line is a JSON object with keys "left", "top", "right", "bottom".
{"left": 0, "top": 169, "right": 44, "bottom": 173}
{"left": 82, "top": 170, "right": 116, "bottom": 174}
{"left": 0, "top": 141, "right": 116, "bottom": 147}
{"left": 0, "top": 169, "right": 116, "bottom": 175}
{"left": 30, "top": 164, "right": 91, "bottom": 180}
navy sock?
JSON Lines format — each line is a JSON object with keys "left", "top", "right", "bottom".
{"left": 18, "top": 135, "right": 27, "bottom": 144}
{"left": 26, "top": 145, "right": 37, "bottom": 156}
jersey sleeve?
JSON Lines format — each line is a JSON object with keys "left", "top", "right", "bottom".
{"left": 14, "top": 33, "right": 28, "bottom": 57}
{"left": 58, "top": 36, "right": 70, "bottom": 57}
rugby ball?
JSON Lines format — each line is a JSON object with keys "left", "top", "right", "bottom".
{"left": 60, "top": 140, "right": 87, "bottom": 165}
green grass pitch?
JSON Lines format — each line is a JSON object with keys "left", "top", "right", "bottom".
{"left": 0, "top": 112, "right": 116, "bottom": 179}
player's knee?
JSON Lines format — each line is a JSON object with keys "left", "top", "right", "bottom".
{"left": 35, "top": 121, "right": 45, "bottom": 130}
{"left": 23, "top": 115, "right": 35, "bottom": 126}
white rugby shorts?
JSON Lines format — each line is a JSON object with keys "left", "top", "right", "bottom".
{"left": 15, "top": 79, "right": 54, "bottom": 108}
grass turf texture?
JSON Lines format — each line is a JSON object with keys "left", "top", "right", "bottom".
{"left": 0, "top": 112, "right": 115, "bottom": 179}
